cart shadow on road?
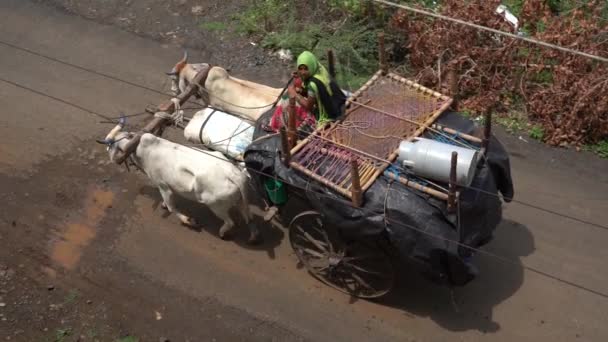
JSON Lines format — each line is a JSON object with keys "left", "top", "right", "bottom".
{"left": 137, "top": 185, "right": 285, "bottom": 259}
{"left": 135, "top": 183, "right": 533, "bottom": 334}
{"left": 371, "top": 219, "right": 534, "bottom": 334}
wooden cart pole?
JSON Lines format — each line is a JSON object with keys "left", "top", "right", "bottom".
{"left": 481, "top": 110, "right": 492, "bottom": 155}
{"left": 350, "top": 157, "right": 363, "bottom": 208}
{"left": 327, "top": 49, "right": 336, "bottom": 79}
{"left": 446, "top": 67, "right": 458, "bottom": 110}
{"left": 113, "top": 67, "right": 211, "bottom": 164}
{"left": 287, "top": 96, "right": 297, "bottom": 149}
{"left": 448, "top": 151, "right": 458, "bottom": 213}
{"left": 280, "top": 126, "right": 291, "bottom": 166}
{"left": 378, "top": 31, "right": 387, "bottom": 75}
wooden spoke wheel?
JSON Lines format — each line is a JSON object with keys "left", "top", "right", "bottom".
{"left": 288, "top": 211, "right": 395, "bottom": 298}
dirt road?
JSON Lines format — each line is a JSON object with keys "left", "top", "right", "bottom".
{"left": 1, "top": 1, "right": 607, "bottom": 341}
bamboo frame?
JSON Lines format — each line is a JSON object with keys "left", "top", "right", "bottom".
{"left": 383, "top": 171, "right": 449, "bottom": 201}
{"left": 350, "top": 70, "right": 383, "bottom": 100}
{"left": 409, "top": 99, "right": 453, "bottom": 140}
{"left": 297, "top": 146, "right": 377, "bottom": 192}
{"left": 350, "top": 158, "right": 363, "bottom": 207}
{"left": 432, "top": 124, "right": 482, "bottom": 144}
{"left": 288, "top": 69, "right": 459, "bottom": 203}
{"left": 289, "top": 162, "right": 353, "bottom": 198}
{"left": 288, "top": 98, "right": 371, "bottom": 157}
{"left": 387, "top": 72, "right": 450, "bottom": 102}
{"left": 313, "top": 135, "right": 392, "bottom": 165}
{"left": 361, "top": 96, "right": 453, "bottom": 193}
{"left": 344, "top": 101, "right": 446, "bottom": 134}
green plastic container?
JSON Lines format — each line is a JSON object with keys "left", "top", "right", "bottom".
{"left": 264, "top": 178, "right": 287, "bottom": 205}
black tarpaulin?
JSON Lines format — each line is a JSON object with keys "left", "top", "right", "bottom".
{"left": 244, "top": 110, "right": 514, "bottom": 287}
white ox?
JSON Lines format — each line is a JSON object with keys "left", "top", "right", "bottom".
{"left": 166, "top": 51, "right": 285, "bottom": 122}
{"left": 99, "top": 120, "right": 261, "bottom": 244}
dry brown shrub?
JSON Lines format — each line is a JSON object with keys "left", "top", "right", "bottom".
{"left": 389, "top": 0, "right": 608, "bottom": 146}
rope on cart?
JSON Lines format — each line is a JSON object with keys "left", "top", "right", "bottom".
{"left": 154, "top": 98, "right": 184, "bottom": 127}
{"left": 429, "top": 130, "right": 479, "bottom": 151}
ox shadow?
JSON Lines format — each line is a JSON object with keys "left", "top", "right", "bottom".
{"left": 369, "top": 219, "right": 534, "bottom": 334}
{"left": 138, "top": 185, "right": 285, "bottom": 259}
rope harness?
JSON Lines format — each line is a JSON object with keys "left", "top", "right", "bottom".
{"left": 154, "top": 97, "right": 184, "bottom": 127}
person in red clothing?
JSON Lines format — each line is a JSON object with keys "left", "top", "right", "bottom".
{"left": 265, "top": 75, "right": 316, "bottom": 133}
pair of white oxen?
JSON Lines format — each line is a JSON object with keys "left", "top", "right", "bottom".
{"left": 102, "top": 55, "right": 294, "bottom": 244}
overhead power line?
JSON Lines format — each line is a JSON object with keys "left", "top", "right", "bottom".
{"left": 2, "top": 38, "right": 607, "bottom": 232}
{"left": 0, "top": 76, "right": 112, "bottom": 121}
{"left": 3, "top": 74, "right": 608, "bottom": 300}
{"left": 0, "top": 40, "right": 170, "bottom": 97}
{"left": 0, "top": 39, "right": 290, "bottom": 111}
{"left": 371, "top": 0, "right": 608, "bottom": 63}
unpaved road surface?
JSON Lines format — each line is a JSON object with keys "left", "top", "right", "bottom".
{"left": 1, "top": 1, "right": 608, "bottom": 341}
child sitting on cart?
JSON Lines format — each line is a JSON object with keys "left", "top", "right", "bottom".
{"left": 263, "top": 51, "right": 347, "bottom": 134}
{"left": 265, "top": 76, "right": 316, "bottom": 134}
{"left": 292, "top": 51, "right": 346, "bottom": 127}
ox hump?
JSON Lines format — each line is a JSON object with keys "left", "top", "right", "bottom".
{"left": 207, "top": 67, "right": 229, "bottom": 83}
{"left": 139, "top": 133, "right": 162, "bottom": 148}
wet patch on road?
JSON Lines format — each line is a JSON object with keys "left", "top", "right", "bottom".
{"left": 50, "top": 187, "right": 114, "bottom": 270}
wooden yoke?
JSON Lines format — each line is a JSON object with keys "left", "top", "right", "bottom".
{"left": 113, "top": 66, "right": 211, "bottom": 164}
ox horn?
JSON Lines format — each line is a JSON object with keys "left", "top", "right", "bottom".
{"left": 166, "top": 50, "right": 189, "bottom": 76}
{"left": 98, "top": 113, "right": 126, "bottom": 144}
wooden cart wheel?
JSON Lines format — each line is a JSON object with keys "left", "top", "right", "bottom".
{"left": 288, "top": 211, "right": 395, "bottom": 298}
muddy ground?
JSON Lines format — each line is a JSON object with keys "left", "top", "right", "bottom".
{"left": 1, "top": 156, "right": 289, "bottom": 341}
{"left": 1, "top": 1, "right": 608, "bottom": 341}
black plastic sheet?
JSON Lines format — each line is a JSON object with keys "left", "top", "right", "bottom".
{"left": 244, "top": 110, "right": 514, "bottom": 287}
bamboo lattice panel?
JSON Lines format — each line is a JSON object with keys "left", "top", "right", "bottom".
{"left": 290, "top": 71, "right": 453, "bottom": 200}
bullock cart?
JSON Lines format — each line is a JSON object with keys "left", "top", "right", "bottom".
{"left": 109, "top": 49, "right": 513, "bottom": 299}
{"left": 243, "top": 69, "right": 513, "bottom": 298}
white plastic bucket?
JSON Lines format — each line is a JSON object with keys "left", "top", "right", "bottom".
{"left": 184, "top": 108, "right": 254, "bottom": 159}
{"left": 397, "top": 137, "right": 479, "bottom": 186}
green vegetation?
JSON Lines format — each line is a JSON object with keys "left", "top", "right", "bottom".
{"left": 233, "top": 0, "right": 382, "bottom": 90}
{"left": 493, "top": 111, "right": 548, "bottom": 142}
{"left": 495, "top": 113, "right": 527, "bottom": 134}
{"left": 504, "top": 0, "right": 598, "bottom": 17}
{"left": 502, "top": 0, "right": 525, "bottom": 16}
{"left": 63, "top": 289, "right": 79, "bottom": 305}
{"left": 459, "top": 109, "right": 473, "bottom": 118}
{"left": 532, "top": 69, "right": 554, "bottom": 84}
{"left": 226, "top": 0, "right": 607, "bottom": 157}
{"left": 584, "top": 140, "right": 608, "bottom": 159}
{"left": 116, "top": 336, "right": 139, "bottom": 342}
{"left": 233, "top": 0, "right": 287, "bottom": 35}
{"left": 232, "top": 1, "right": 541, "bottom": 90}
{"left": 528, "top": 125, "right": 545, "bottom": 141}
{"left": 54, "top": 328, "right": 71, "bottom": 342}
{"left": 200, "top": 21, "right": 228, "bottom": 32}
{"left": 88, "top": 329, "right": 98, "bottom": 339}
